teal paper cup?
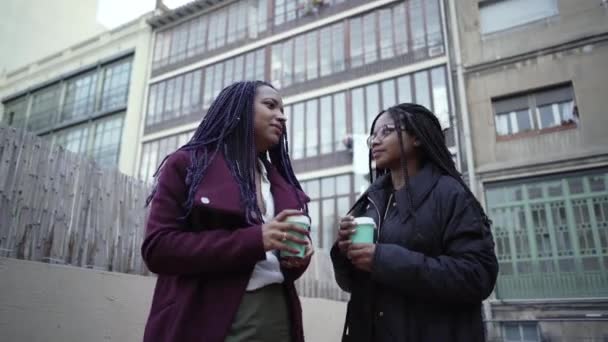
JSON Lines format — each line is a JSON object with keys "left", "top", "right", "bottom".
{"left": 281, "top": 215, "right": 310, "bottom": 258}
{"left": 351, "top": 217, "right": 376, "bottom": 244}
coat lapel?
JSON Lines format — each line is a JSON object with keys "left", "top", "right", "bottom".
{"left": 195, "top": 153, "right": 309, "bottom": 218}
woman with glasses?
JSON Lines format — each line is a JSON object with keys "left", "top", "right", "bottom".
{"left": 331, "top": 103, "right": 498, "bottom": 342}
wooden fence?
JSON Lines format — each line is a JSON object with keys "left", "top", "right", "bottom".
{"left": 0, "top": 126, "right": 348, "bottom": 301}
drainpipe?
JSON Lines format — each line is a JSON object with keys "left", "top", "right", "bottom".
{"left": 447, "top": 0, "right": 477, "bottom": 196}
{"left": 446, "top": 0, "right": 494, "bottom": 331}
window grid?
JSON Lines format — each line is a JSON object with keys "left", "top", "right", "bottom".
{"left": 152, "top": 0, "right": 269, "bottom": 71}
{"left": 493, "top": 84, "right": 577, "bottom": 138}
{"left": 139, "top": 131, "right": 194, "bottom": 182}
{"left": 486, "top": 170, "right": 608, "bottom": 299}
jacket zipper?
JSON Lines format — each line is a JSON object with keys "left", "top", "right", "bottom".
{"left": 367, "top": 193, "right": 393, "bottom": 242}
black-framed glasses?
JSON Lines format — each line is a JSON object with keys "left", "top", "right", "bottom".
{"left": 366, "top": 124, "right": 405, "bottom": 148}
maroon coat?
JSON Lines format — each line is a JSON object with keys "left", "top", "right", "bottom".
{"left": 141, "top": 150, "right": 310, "bottom": 342}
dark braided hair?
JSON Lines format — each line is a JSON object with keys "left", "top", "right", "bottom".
{"left": 368, "top": 103, "right": 492, "bottom": 228}
{"left": 146, "top": 81, "right": 305, "bottom": 224}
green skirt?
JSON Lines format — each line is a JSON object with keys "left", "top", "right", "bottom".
{"left": 225, "top": 284, "right": 292, "bottom": 342}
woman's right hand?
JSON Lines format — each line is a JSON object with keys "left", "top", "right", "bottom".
{"left": 262, "top": 209, "right": 309, "bottom": 254}
{"left": 337, "top": 215, "right": 356, "bottom": 255}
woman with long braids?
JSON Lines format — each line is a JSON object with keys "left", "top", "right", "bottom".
{"left": 142, "top": 81, "right": 312, "bottom": 342}
{"left": 331, "top": 103, "right": 498, "bottom": 342}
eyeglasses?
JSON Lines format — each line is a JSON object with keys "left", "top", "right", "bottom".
{"left": 366, "top": 124, "right": 405, "bottom": 148}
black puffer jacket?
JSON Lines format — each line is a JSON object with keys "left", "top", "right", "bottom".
{"left": 331, "top": 164, "right": 499, "bottom": 342}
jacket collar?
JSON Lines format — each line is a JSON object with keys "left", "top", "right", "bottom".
{"left": 364, "top": 163, "right": 442, "bottom": 223}
{"left": 196, "top": 153, "right": 309, "bottom": 219}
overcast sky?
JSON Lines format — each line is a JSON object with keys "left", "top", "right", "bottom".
{"left": 97, "top": 0, "right": 194, "bottom": 28}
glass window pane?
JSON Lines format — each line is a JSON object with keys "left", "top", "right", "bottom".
{"left": 283, "top": 40, "right": 294, "bottom": 87}
{"left": 306, "top": 99, "right": 318, "bottom": 157}
{"left": 204, "top": 66, "right": 214, "bottom": 107}
{"left": 215, "top": 9, "right": 227, "bottom": 48}
{"left": 320, "top": 96, "right": 333, "bottom": 154}
{"left": 320, "top": 27, "right": 332, "bottom": 77}
{"left": 234, "top": 56, "right": 244, "bottom": 82}
{"left": 271, "top": 44, "right": 283, "bottom": 86}
{"left": 397, "top": 75, "right": 413, "bottom": 103}
{"left": 336, "top": 175, "right": 351, "bottom": 196}
{"left": 321, "top": 176, "right": 336, "bottom": 197}
{"left": 257, "top": 0, "right": 268, "bottom": 33}
{"left": 394, "top": 3, "right": 409, "bottom": 55}
{"left": 515, "top": 109, "right": 533, "bottom": 132}
{"left": 306, "top": 31, "right": 318, "bottom": 80}
{"left": 337, "top": 196, "right": 351, "bottom": 234}
{"left": 173, "top": 76, "right": 184, "bottom": 117}
{"left": 322, "top": 198, "right": 336, "bottom": 249}
{"left": 274, "top": 0, "right": 285, "bottom": 26}
{"left": 350, "top": 18, "right": 363, "bottom": 68}
{"left": 414, "top": 71, "right": 431, "bottom": 109}
{"left": 3, "top": 97, "right": 28, "bottom": 128}
{"left": 62, "top": 72, "right": 97, "bottom": 122}
{"left": 381, "top": 80, "right": 396, "bottom": 109}
{"left": 332, "top": 23, "right": 345, "bottom": 73}
{"left": 538, "top": 104, "right": 557, "bottom": 129}
{"left": 426, "top": 0, "right": 443, "bottom": 51}
{"left": 294, "top": 36, "right": 306, "bottom": 83}
{"left": 480, "top": 0, "right": 559, "bottom": 34}
{"left": 255, "top": 49, "right": 265, "bottom": 81}
{"left": 365, "top": 84, "right": 380, "bottom": 133}
{"left": 245, "top": 52, "right": 255, "bottom": 80}
{"left": 352, "top": 88, "right": 365, "bottom": 135}
{"left": 431, "top": 67, "right": 450, "bottom": 128}
{"left": 306, "top": 179, "right": 320, "bottom": 199}
{"left": 91, "top": 114, "right": 124, "bottom": 167}
{"left": 411, "top": 0, "right": 425, "bottom": 52}
{"left": 292, "top": 103, "right": 305, "bottom": 159}
{"left": 362, "top": 13, "right": 378, "bottom": 64}
{"left": 29, "top": 85, "right": 60, "bottom": 132}
{"left": 100, "top": 59, "right": 132, "bottom": 112}
{"left": 496, "top": 114, "right": 511, "bottom": 136}
{"left": 379, "top": 9, "right": 394, "bottom": 59}
{"left": 334, "top": 92, "right": 347, "bottom": 151}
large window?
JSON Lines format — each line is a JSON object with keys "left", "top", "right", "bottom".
{"left": 486, "top": 169, "right": 608, "bottom": 299}
{"left": 62, "top": 71, "right": 98, "bottom": 123}
{"left": 493, "top": 84, "right": 576, "bottom": 138}
{"left": 139, "top": 131, "right": 193, "bottom": 182}
{"left": 286, "top": 65, "right": 451, "bottom": 161}
{"left": 273, "top": 0, "right": 350, "bottom": 27}
{"left": 301, "top": 173, "right": 360, "bottom": 249}
{"left": 480, "top": 0, "right": 559, "bottom": 35}
{"left": 2, "top": 96, "right": 28, "bottom": 128}
{"left": 272, "top": 22, "right": 344, "bottom": 88}
{"left": 271, "top": 0, "right": 444, "bottom": 90}
{"left": 146, "top": 49, "right": 264, "bottom": 127}
{"left": 1, "top": 56, "right": 133, "bottom": 168}
{"left": 152, "top": 0, "right": 269, "bottom": 71}
{"left": 52, "top": 113, "right": 124, "bottom": 167}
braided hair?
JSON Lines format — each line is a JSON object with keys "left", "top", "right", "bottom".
{"left": 368, "top": 103, "right": 492, "bottom": 227}
{"left": 146, "top": 81, "right": 304, "bottom": 224}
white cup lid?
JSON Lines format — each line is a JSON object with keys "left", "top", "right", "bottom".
{"left": 354, "top": 217, "right": 376, "bottom": 226}
{"left": 286, "top": 214, "right": 311, "bottom": 225}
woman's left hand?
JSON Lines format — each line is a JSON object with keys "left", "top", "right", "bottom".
{"left": 347, "top": 243, "right": 376, "bottom": 272}
{"left": 281, "top": 240, "right": 314, "bottom": 269}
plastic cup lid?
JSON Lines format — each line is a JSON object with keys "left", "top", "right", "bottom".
{"left": 286, "top": 214, "right": 311, "bottom": 226}
{"left": 354, "top": 217, "right": 376, "bottom": 226}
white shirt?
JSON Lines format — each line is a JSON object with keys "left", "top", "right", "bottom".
{"left": 245, "top": 162, "right": 284, "bottom": 291}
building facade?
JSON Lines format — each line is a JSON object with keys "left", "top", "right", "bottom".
{"left": 452, "top": 0, "right": 608, "bottom": 340}
{"left": 138, "top": 0, "right": 457, "bottom": 251}
{"left": 0, "top": 15, "right": 153, "bottom": 175}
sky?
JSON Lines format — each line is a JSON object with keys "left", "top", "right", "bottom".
{"left": 97, "top": 0, "right": 194, "bottom": 28}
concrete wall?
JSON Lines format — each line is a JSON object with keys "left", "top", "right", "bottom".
{"left": 0, "top": 0, "right": 106, "bottom": 75}
{"left": 0, "top": 15, "right": 153, "bottom": 176}
{"left": 0, "top": 257, "right": 347, "bottom": 342}
{"left": 456, "top": 0, "right": 608, "bottom": 66}
{"left": 466, "top": 40, "right": 608, "bottom": 178}
{"left": 453, "top": 0, "right": 608, "bottom": 179}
